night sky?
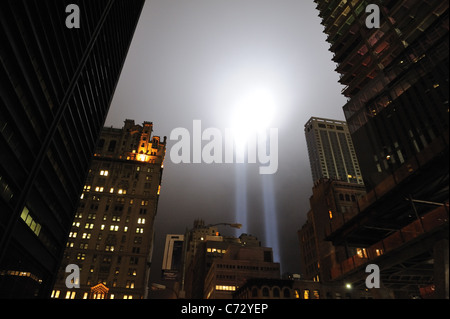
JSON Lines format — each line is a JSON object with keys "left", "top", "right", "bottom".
{"left": 104, "top": 0, "right": 348, "bottom": 285}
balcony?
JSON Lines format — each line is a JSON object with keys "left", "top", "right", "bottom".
{"left": 330, "top": 203, "right": 449, "bottom": 280}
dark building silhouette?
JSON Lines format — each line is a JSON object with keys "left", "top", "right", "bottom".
{"left": 298, "top": 179, "right": 366, "bottom": 283}
{"left": 314, "top": 0, "right": 448, "bottom": 298}
{"left": 0, "top": 0, "right": 145, "bottom": 298}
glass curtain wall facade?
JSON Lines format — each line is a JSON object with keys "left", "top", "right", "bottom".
{"left": 0, "top": 0, "right": 145, "bottom": 298}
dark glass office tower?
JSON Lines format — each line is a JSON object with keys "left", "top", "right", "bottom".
{"left": 315, "top": 0, "right": 448, "bottom": 298}
{"left": 0, "top": 0, "right": 145, "bottom": 298}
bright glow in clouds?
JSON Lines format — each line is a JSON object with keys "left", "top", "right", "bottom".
{"left": 231, "top": 88, "right": 276, "bottom": 148}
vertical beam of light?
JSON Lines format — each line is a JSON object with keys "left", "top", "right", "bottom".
{"left": 262, "top": 176, "right": 280, "bottom": 265}
{"left": 234, "top": 164, "right": 248, "bottom": 235}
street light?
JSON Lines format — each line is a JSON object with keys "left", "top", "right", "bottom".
{"left": 178, "top": 221, "right": 243, "bottom": 298}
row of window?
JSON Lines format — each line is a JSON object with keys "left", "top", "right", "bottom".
{"left": 74, "top": 254, "right": 141, "bottom": 265}
{"left": 51, "top": 290, "right": 136, "bottom": 299}
{"left": 68, "top": 225, "right": 145, "bottom": 237}
{"left": 72, "top": 217, "right": 145, "bottom": 227}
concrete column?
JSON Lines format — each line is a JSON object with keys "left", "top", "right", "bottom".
{"left": 434, "top": 239, "right": 449, "bottom": 299}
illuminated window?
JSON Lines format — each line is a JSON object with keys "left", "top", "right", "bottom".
{"left": 313, "top": 290, "right": 320, "bottom": 299}
{"left": 100, "top": 170, "right": 109, "bottom": 176}
{"left": 356, "top": 248, "right": 368, "bottom": 259}
{"left": 303, "top": 290, "right": 310, "bottom": 299}
{"left": 124, "top": 226, "right": 128, "bottom": 233}
{"left": 138, "top": 218, "right": 145, "bottom": 224}
{"left": 69, "top": 232, "right": 77, "bottom": 238}
{"left": 329, "top": 210, "right": 333, "bottom": 219}
{"left": 65, "top": 291, "right": 74, "bottom": 299}
{"left": 76, "top": 253, "right": 86, "bottom": 260}
{"left": 215, "top": 285, "right": 236, "bottom": 291}
{"left": 375, "top": 249, "right": 383, "bottom": 256}
{"left": 110, "top": 188, "right": 114, "bottom": 193}
{"left": 20, "top": 207, "right": 42, "bottom": 236}
{"left": 51, "top": 290, "right": 60, "bottom": 299}
{"left": 136, "top": 227, "right": 144, "bottom": 234}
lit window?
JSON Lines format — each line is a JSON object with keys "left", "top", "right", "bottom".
{"left": 303, "top": 290, "right": 310, "bottom": 299}
{"left": 69, "top": 232, "right": 77, "bottom": 238}
{"left": 136, "top": 227, "right": 144, "bottom": 234}
{"left": 124, "top": 226, "right": 128, "bottom": 233}
{"left": 215, "top": 285, "right": 236, "bottom": 291}
{"left": 329, "top": 210, "right": 333, "bottom": 220}
{"left": 100, "top": 170, "right": 109, "bottom": 176}
{"left": 110, "top": 188, "right": 114, "bottom": 193}
{"left": 101, "top": 224, "right": 105, "bottom": 230}
{"left": 138, "top": 218, "right": 145, "bottom": 224}
{"left": 356, "top": 248, "right": 368, "bottom": 259}
{"left": 20, "top": 207, "right": 42, "bottom": 236}
{"left": 313, "top": 290, "right": 320, "bottom": 299}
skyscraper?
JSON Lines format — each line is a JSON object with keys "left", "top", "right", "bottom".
{"left": 305, "top": 117, "right": 364, "bottom": 185}
{"left": 52, "top": 120, "right": 166, "bottom": 299}
{"left": 0, "top": 0, "right": 145, "bottom": 298}
{"left": 314, "top": 0, "right": 448, "bottom": 298}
